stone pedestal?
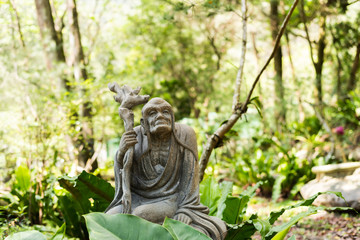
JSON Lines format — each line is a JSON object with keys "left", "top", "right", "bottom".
{"left": 300, "top": 162, "right": 360, "bottom": 209}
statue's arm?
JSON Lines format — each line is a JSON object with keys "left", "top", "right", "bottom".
{"left": 173, "top": 124, "right": 200, "bottom": 223}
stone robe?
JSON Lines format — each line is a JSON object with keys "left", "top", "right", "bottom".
{"left": 106, "top": 123, "right": 226, "bottom": 240}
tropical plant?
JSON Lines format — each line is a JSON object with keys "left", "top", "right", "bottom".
{"left": 199, "top": 176, "right": 354, "bottom": 240}
{"left": 56, "top": 170, "right": 114, "bottom": 239}
{"left": 0, "top": 165, "right": 63, "bottom": 238}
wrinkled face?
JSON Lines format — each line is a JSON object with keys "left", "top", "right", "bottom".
{"left": 142, "top": 99, "right": 173, "bottom": 135}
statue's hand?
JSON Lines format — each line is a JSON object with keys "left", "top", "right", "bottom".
{"left": 119, "top": 130, "right": 137, "bottom": 157}
{"left": 120, "top": 192, "right": 132, "bottom": 214}
{"left": 174, "top": 213, "right": 192, "bottom": 225}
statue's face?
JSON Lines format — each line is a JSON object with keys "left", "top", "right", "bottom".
{"left": 142, "top": 98, "right": 173, "bottom": 135}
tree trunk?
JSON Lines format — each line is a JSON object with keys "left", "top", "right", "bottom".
{"left": 299, "top": 0, "right": 327, "bottom": 109}
{"left": 67, "top": 0, "right": 96, "bottom": 171}
{"left": 347, "top": 42, "right": 360, "bottom": 93}
{"left": 270, "top": 0, "right": 286, "bottom": 127}
{"left": 34, "top": 0, "right": 65, "bottom": 64}
{"left": 285, "top": 32, "right": 305, "bottom": 122}
{"left": 34, "top": 0, "right": 69, "bottom": 90}
{"left": 314, "top": 14, "right": 326, "bottom": 107}
{"left": 335, "top": 51, "right": 343, "bottom": 100}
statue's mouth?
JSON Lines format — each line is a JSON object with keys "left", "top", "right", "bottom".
{"left": 155, "top": 120, "right": 170, "bottom": 125}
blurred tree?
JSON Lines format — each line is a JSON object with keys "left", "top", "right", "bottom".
{"left": 299, "top": 0, "right": 328, "bottom": 108}
{"left": 8, "top": 0, "right": 26, "bottom": 48}
{"left": 270, "top": 0, "right": 286, "bottom": 127}
{"left": 34, "top": 0, "right": 66, "bottom": 76}
{"left": 67, "top": 0, "right": 96, "bottom": 171}
{"left": 298, "top": 0, "right": 353, "bottom": 107}
{"left": 330, "top": 17, "right": 360, "bottom": 99}
{"left": 34, "top": 0, "right": 96, "bottom": 170}
{"left": 348, "top": 41, "right": 360, "bottom": 92}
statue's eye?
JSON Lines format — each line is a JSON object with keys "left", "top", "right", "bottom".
{"left": 149, "top": 111, "right": 156, "bottom": 116}
{"left": 163, "top": 110, "right": 170, "bottom": 115}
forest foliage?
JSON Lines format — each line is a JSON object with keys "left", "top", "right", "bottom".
{"left": 1, "top": 0, "right": 360, "bottom": 239}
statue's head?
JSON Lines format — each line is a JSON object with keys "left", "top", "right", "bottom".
{"left": 141, "top": 98, "right": 174, "bottom": 136}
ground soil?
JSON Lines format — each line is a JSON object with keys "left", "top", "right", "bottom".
{"left": 285, "top": 211, "right": 360, "bottom": 240}
{"left": 248, "top": 198, "right": 360, "bottom": 240}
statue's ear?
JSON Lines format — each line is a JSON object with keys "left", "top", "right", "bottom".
{"left": 140, "top": 118, "right": 145, "bottom": 127}
{"left": 140, "top": 118, "right": 147, "bottom": 135}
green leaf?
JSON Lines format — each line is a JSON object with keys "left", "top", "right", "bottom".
{"left": 271, "top": 226, "right": 291, "bottom": 240}
{"left": 15, "top": 165, "right": 31, "bottom": 192}
{"left": 199, "top": 176, "right": 221, "bottom": 215}
{"left": 249, "top": 96, "right": 263, "bottom": 118}
{"left": 242, "top": 181, "right": 263, "bottom": 197}
{"left": 253, "top": 218, "right": 271, "bottom": 238}
{"left": 225, "top": 221, "right": 257, "bottom": 240}
{"left": 84, "top": 213, "right": 173, "bottom": 240}
{"left": 50, "top": 222, "right": 66, "bottom": 240}
{"left": 223, "top": 181, "right": 262, "bottom": 224}
{"left": 223, "top": 196, "right": 248, "bottom": 224}
{"left": 266, "top": 207, "right": 317, "bottom": 239}
{"left": 5, "top": 230, "right": 46, "bottom": 240}
{"left": 216, "top": 181, "right": 233, "bottom": 219}
{"left": 271, "top": 175, "right": 286, "bottom": 203}
{"left": 266, "top": 192, "right": 354, "bottom": 239}
{"left": 58, "top": 195, "right": 86, "bottom": 239}
{"left": 163, "top": 217, "right": 211, "bottom": 240}
{"left": 58, "top": 171, "right": 115, "bottom": 213}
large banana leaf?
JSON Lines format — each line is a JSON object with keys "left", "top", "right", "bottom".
{"left": 163, "top": 217, "right": 211, "bottom": 240}
{"left": 58, "top": 170, "right": 115, "bottom": 213}
{"left": 5, "top": 230, "right": 46, "bottom": 240}
{"left": 84, "top": 213, "right": 173, "bottom": 240}
{"left": 58, "top": 171, "right": 115, "bottom": 239}
{"left": 84, "top": 213, "right": 214, "bottom": 240}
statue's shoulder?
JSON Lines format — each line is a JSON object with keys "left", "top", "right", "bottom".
{"left": 174, "top": 123, "right": 197, "bottom": 146}
{"left": 174, "top": 123, "right": 196, "bottom": 136}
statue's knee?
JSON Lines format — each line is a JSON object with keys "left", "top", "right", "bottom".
{"left": 132, "top": 205, "right": 153, "bottom": 221}
{"left": 106, "top": 205, "right": 123, "bottom": 215}
{"left": 132, "top": 203, "right": 175, "bottom": 224}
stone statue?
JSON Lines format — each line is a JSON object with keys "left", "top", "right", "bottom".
{"left": 105, "top": 84, "right": 226, "bottom": 240}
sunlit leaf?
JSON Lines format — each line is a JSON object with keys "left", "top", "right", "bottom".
{"left": 163, "top": 217, "right": 211, "bottom": 240}
{"left": 50, "top": 223, "right": 66, "bottom": 240}
{"left": 5, "top": 230, "right": 46, "bottom": 240}
{"left": 84, "top": 213, "right": 173, "bottom": 240}
{"left": 15, "top": 165, "right": 31, "bottom": 192}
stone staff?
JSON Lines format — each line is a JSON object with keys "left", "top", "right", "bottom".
{"left": 108, "top": 83, "right": 149, "bottom": 213}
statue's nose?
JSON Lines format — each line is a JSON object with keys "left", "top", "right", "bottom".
{"left": 157, "top": 112, "right": 165, "bottom": 119}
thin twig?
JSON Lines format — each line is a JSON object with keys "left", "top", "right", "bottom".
{"left": 348, "top": 0, "right": 360, "bottom": 5}
{"left": 85, "top": 0, "right": 110, "bottom": 65}
{"left": 241, "top": 0, "right": 299, "bottom": 111}
{"left": 8, "top": 0, "right": 26, "bottom": 47}
{"left": 232, "top": 0, "right": 247, "bottom": 111}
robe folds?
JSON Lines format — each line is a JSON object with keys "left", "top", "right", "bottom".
{"left": 106, "top": 123, "right": 227, "bottom": 240}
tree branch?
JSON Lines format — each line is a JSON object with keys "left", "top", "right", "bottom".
{"left": 8, "top": 0, "right": 26, "bottom": 47}
{"left": 207, "top": 35, "right": 222, "bottom": 70}
{"left": 199, "top": 0, "right": 300, "bottom": 181}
